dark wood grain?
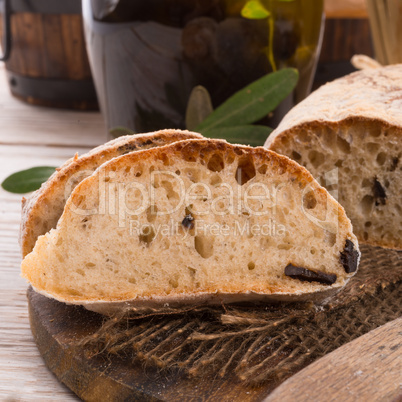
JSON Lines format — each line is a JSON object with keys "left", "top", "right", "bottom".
{"left": 28, "top": 287, "right": 274, "bottom": 402}
{"left": 0, "top": 11, "right": 96, "bottom": 109}
{"left": 6, "top": 13, "right": 92, "bottom": 79}
{"left": 319, "top": 18, "right": 373, "bottom": 63}
{"left": 314, "top": 18, "right": 374, "bottom": 88}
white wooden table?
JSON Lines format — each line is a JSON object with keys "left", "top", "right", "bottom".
{"left": 0, "top": 62, "right": 106, "bottom": 401}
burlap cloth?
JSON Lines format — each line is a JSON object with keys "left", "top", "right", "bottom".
{"left": 82, "top": 245, "right": 401, "bottom": 385}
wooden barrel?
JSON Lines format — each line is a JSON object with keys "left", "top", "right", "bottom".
{"left": 0, "top": 0, "right": 98, "bottom": 110}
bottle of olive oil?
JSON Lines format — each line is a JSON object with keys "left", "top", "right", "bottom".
{"left": 84, "top": 0, "right": 324, "bottom": 133}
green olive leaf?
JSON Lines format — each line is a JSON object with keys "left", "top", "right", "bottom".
{"left": 241, "top": 1, "right": 271, "bottom": 19}
{"left": 196, "top": 68, "right": 298, "bottom": 133}
{"left": 203, "top": 125, "right": 272, "bottom": 147}
{"left": 109, "top": 126, "right": 136, "bottom": 139}
{"left": 185, "top": 85, "right": 214, "bottom": 131}
{"left": 1, "top": 166, "right": 56, "bottom": 194}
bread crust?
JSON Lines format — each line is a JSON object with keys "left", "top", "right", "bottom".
{"left": 20, "top": 130, "right": 203, "bottom": 257}
{"left": 265, "top": 64, "right": 402, "bottom": 147}
{"left": 31, "top": 285, "right": 340, "bottom": 316}
{"left": 22, "top": 139, "right": 360, "bottom": 312}
{"left": 265, "top": 65, "right": 402, "bottom": 250}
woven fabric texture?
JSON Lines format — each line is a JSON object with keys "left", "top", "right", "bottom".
{"left": 82, "top": 245, "right": 401, "bottom": 386}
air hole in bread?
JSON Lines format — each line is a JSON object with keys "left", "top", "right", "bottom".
{"left": 185, "top": 168, "right": 201, "bottom": 183}
{"left": 217, "top": 201, "right": 226, "bottom": 212}
{"left": 303, "top": 191, "right": 317, "bottom": 209}
{"left": 278, "top": 243, "right": 292, "bottom": 250}
{"left": 160, "top": 153, "right": 170, "bottom": 166}
{"left": 280, "top": 137, "right": 290, "bottom": 147}
{"left": 248, "top": 262, "right": 255, "bottom": 270}
{"left": 161, "top": 180, "right": 179, "bottom": 200}
{"left": 363, "top": 231, "right": 369, "bottom": 241}
{"left": 291, "top": 151, "right": 302, "bottom": 161}
{"left": 335, "top": 159, "right": 343, "bottom": 168}
{"left": 258, "top": 164, "right": 268, "bottom": 175}
{"left": 360, "top": 195, "right": 374, "bottom": 215}
{"left": 139, "top": 225, "right": 156, "bottom": 245}
{"left": 236, "top": 155, "right": 256, "bottom": 185}
{"left": 146, "top": 205, "right": 158, "bottom": 223}
{"left": 336, "top": 136, "right": 351, "bottom": 153}
{"left": 298, "top": 130, "right": 310, "bottom": 143}
{"left": 207, "top": 153, "right": 225, "bottom": 172}
{"left": 210, "top": 173, "right": 222, "bottom": 186}
{"left": 128, "top": 278, "right": 136, "bottom": 284}
{"left": 365, "top": 142, "right": 380, "bottom": 154}
{"left": 182, "top": 150, "right": 197, "bottom": 162}
{"left": 367, "top": 127, "right": 381, "bottom": 138}
{"left": 169, "top": 275, "right": 179, "bottom": 289}
{"left": 324, "top": 231, "right": 336, "bottom": 247}
{"left": 362, "top": 178, "right": 371, "bottom": 188}
{"left": 175, "top": 170, "right": 181, "bottom": 175}
{"left": 227, "top": 154, "right": 235, "bottom": 164}
{"left": 188, "top": 267, "right": 196, "bottom": 278}
{"left": 68, "top": 289, "right": 83, "bottom": 297}
{"left": 308, "top": 150, "right": 325, "bottom": 168}
{"left": 376, "top": 152, "right": 386, "bottom": 165}
{"left": 86, "top": 262, "right": 95, "bottom": 268}
{"left": 77, "top": 269, "right": 85, "bottom": 277}
{"left": 365, "top": 221, "right": 372, "bottom": 227}
{"left": 194, "top": 236, "right": 214, "bottom": 258}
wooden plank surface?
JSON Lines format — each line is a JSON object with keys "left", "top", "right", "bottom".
{"left": 0, "top": 151, "right": 83, "bottom": 401}
{"left": 0, "top": 61, "right": 103, "bottom": 400}
{"left": 266, "top": 317, "right": 402, "bottom": 402}
{"left": 0, "top": 63, "right": 106, "bottom": 148}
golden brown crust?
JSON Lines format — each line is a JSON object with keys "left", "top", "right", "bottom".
{"left": 20, "top": 130, "right": 203, "bottom": 257}
{"left": 32, "top": 285, "right": 340, "bottom": 316}
{"left": 266, "top": 117, "right": 402, "bottom": 152}
{"left": 265, "top": 64, "right": 402, "bottom": 143}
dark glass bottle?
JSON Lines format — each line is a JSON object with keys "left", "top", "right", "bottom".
{"left": 83, "top": 0, "right": 324, "bottom": 134}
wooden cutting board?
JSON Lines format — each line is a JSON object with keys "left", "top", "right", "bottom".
{"left": 27, "top": 287, "right": 273, "bottom": 402}
{"left": 28, "top": 287, "right": 401, "bottom": 401}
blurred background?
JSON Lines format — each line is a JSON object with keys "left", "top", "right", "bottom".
{"left": 0, "top": 0, "right": 385, "bottom": 139}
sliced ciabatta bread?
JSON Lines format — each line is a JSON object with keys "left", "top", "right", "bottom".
{"left": 20, "top": 129, "right": 203, "bottom": 257}
{"left": 21, "top": 139, "right": 359, "bottom": 313}
{"left": 265, "top": 65, "right": 402, "bottom": 250}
